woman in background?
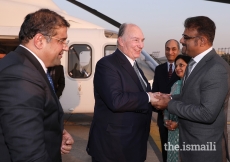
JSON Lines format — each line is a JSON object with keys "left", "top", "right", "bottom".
{"left": 164, "top": 54, "right": 191, "bottom": 162}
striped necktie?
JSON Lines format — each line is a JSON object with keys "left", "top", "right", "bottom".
{"left": 168, "top": 63, "right": 173, "bottom": 79}
{"left": 133, "top": 61, "right": 146, "bottom": 91}
{"left": 183, "top": 59, "right": 196, "bottom": 84}
{"left": 46, "top": 70, "right": 55, "bottom": 92}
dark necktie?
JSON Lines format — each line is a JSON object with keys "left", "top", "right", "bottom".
{"left": 183, "top": 59, "right": 196, "bottom": 84}
{"left": 133, "top": 61, "right": 146, "bottom": 91}
{"left": 168, "top": 63, "right": 173, "bottom": 79}
{"left": 47, "top": 70, "right": 55, "bottom": 92}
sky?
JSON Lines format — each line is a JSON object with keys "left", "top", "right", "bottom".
{"left": 53, "top": 0, "right": 230, "bottom": 57}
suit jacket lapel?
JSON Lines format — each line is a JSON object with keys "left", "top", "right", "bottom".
{"left": 14, "top": 46, "right": 61, "bottom": 106}
{"left": 115, "top": 49, "right": 145, "bottom": 91}
{"left": 162, "top": 63, "right": 169, "bottom": 82}
{"left": 135, "top": 61, "right": 151, "bottom": 92}
{"left": 182, "top": 49, "right": 216, "bottom": 91}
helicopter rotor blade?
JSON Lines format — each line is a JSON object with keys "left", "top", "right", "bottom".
{"left": 66, "top": 0, "right": 121, "bottom": 28}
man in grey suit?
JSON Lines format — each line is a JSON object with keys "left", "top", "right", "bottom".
{"left": 151, "top": 16, "right": 230, "bottom": 162}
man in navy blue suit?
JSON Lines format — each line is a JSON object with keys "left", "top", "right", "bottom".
{"left": 0, "top": 9, "right": 73, "bottom": 162}
{"left": 152, "top": 39, "right": 180, "bottom": 162}
{"left": 87, "top": 23, "right": 154, "bottom": 162}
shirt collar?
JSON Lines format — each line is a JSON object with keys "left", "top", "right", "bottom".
{"left": 20, "top": 44, "right": 47, "bottom": 73}
{"left": 167, "top": 61, "right": 175, "bottom": 71}
{"left": 167, "top": 62, "right": 174, "bottom": 66}
{"left": 193, "top": 47, "right": 213, "bottom": 64}
{"left": 118, "top": 48, "right": 135, "bottom": 66}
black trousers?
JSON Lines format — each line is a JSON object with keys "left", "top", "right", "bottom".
{"left": 92, "top": 157, "right": 100, "bottom": 162}
{"left": 158, "top": 112, "right": 168, "bottom": 162}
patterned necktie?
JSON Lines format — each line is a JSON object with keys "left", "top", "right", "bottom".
{"left": 168, "top": 63, "right": 173, "bottom": 79}
{"left": 183, "top": 59, "right": 196, "bottom": 84}
{"left": 46, "top": 70, "right": 55, "bottom": 92}
{"left": 133, "top": 61, "right": 146, "bottom": 91}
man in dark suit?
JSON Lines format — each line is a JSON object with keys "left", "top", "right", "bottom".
{"left": 152, "top": 39, "right": 180, "bottom": 162}
{"left": 0, "top": 9, "right": 73, "bottom": 162}
{"left": 86, "top": 23, "right": 154, "bottom": 162}
{"left": 0, "top": 48, "right": 6, "bottom": 59}
{"left": 49, "top": 65, "right": 65, "bottom": 98}
{"left": 152, "top": 16, "right": 230, "bottom": 162}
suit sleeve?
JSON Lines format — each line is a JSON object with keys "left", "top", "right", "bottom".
{"left": 56, "top": 66, "right": 65, "bottom": 98}
{"left": 151, "top": 66, "right": 160, "bottom": 112}
{"left": 168, "top": 63, "right": 229, "bottom": 123}
{"left": 94, "top": 59, "right": 150, "bottom": 113}
{"left": 0, "top": 66, "right": 52, "bottom": 162}
{"left": 152, "top": 66, "right": 159, "bottom": 92}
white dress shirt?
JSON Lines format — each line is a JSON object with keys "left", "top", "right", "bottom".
{"left": 20, "top": 44, "right": 48, "bottom": 73}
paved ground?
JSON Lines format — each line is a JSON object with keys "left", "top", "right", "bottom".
{"left": 62, "top": 113, "right": 162, "bottom": 162}
{"left": 62, "top": 110, "right": 230, "bottom": 162}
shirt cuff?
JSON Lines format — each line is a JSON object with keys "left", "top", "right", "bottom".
{"left": 146, "top": 92, "right": 150, "bottom": 102}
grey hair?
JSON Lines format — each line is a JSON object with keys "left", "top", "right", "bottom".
{"left": 118, "top": 23, "right": 127, "bottom": 37}
{"left": 165, "top": 39, "right": 180, "bottom": 50}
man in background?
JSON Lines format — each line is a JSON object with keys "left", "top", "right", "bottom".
{"left": 0, "top": 48, "right": 6, "bottom": 59}
{"left": 152, "top": 39, "right": 180, "bottom": 162}
{"left": 49, "top": 65, "right": 65, "bottom": 99}
{"left": 0, "top": 9, "right": 73, "bottom": 162}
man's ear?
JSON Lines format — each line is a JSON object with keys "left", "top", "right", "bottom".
{"left": 34, "top": 33, "right": 44, "bottom": 49}
{"left": 118, "top": 37, "right": 124, "bottom": 47}
{"left": 200, "top": 36, "right": 207, "bottom": 47}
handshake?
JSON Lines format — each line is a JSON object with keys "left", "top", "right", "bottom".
{"left": 147, "top": 92, "right": 171, "bottom": 110}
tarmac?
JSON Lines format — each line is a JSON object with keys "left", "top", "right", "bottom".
{"left": 62, "top": 110, "right": 230, "bottom": 162}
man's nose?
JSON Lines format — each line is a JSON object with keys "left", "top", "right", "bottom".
{"left": 63, "top": 45, "right": 69, "bottom": 51}
{"left": 139, "top": 41, "right": 144, "bottom": 48}
{"left": 180, "top": 37, "right": 184, "bottom": 44}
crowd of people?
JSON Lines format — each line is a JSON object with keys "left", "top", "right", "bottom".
{"left": 0, "top": 7, "right": 229, "bottom": 162}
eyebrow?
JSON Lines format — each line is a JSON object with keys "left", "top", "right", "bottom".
{"left": 166, "top": 47, "right": 177, "bottom": 49}
{"left": 130, "top": 37, "right": 145, "bottom": 41}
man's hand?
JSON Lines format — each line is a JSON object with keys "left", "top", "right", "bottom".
{"left": 164, "top": 120, "right": 178, "bottom": 131}
{"left": 151, "top": 93, "right": 171, "bottom": 110}
{"left": 61, "top": 129, "right": 74, "bottom": 154}
{"left": 148, "top": 92, "right": 160, "bottom": 103}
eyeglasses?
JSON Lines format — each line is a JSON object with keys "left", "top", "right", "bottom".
{"left": 175, "top": 63, "right": 187, "bottom": 68}
{"left": 182, "top": 34, "right": 199, "bottom": 40}
{"left": 51, "top": 37, "right": 69, "bottom": 47}
{"left": 43, "top": 34, "right": 69, "bottom": 47}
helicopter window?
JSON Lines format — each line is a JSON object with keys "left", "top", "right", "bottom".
{"left": 68, "top": 44, "right": 92, "bottom": 79}
{"left": 104, "top": 45, "right": 116, "bottom": 56}
{"left": 104, "top": 30, "right": 118, "bottom": 39}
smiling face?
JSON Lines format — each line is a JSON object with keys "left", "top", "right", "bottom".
{"left": 165, "top": 40, "right": 180, "bottom": 63}
{"left": 42, "top": 27, "right": 68, "bottom": 67}
{"left": 175, "top": 58, "right": 188, "bottom": 78}
{"left": 180, "top": 28, "right": 201, "bottom": 58}
{"left": 118, "top": 24, "right": 145, "bottom": 60}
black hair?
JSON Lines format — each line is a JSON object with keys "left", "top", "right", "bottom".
{"left": 184, "top": 16, "right": 216, "bottom": 45}
{"left": 175, "top": 54, "right": 191, "bottom": 64}
{"left": 19, "top": 8, "right": 70, "bottom": 44}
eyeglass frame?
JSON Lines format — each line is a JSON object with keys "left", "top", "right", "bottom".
{"left": 51, "top": 36, "right": 69, "bottom": 46}
{"left": 43, "top": 34, "right": 69, "bottom": 47}
{"left": 182, "top": 34, "right": 199, "bottom": 40}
